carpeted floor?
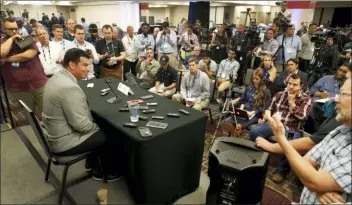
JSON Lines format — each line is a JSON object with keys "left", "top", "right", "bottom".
{"left": 3, "top": 95, "right": 302, "bottom": 204}
{"left": 203, "top": 104, "right": 302, "bottom": 204}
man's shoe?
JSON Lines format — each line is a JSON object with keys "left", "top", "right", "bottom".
{"left": 92, "top": 172, "right": 121, "bottom": 182}
{"left": 85, "top": 161, "right": 93, "bottom": 173}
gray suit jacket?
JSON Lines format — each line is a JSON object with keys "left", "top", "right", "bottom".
{"left": 43, "top": 69, "right": 98, "bottom": 153}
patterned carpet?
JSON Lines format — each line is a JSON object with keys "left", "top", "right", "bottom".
{"left": 202, "top": 104, "right": 302, "bottom": 204}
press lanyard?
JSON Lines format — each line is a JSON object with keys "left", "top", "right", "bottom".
{"left": 284, "top": 36, "right": 294, "bottom": 47}
{"left": 334, "top": 79, "right": 340, "bottom": 95}
{"left": 188, "top": 35, "right": 191, "bottom": 44}
{"left": 127, "top": 36, "right": 135, "bottom": 47}
{"left": 106, "top": 41, "right": 115, "bottom": 57}
{"left": 41, "top": 44, "right": 51, "bottom": 62}
{"left": 142, "top": 34, "right": 149, "bottom": 45}
{"left": 186, "top": 73, "right": 197, "bottom": 90}
{"left": 75, "top": 40, "right": 87, "bottom": 50}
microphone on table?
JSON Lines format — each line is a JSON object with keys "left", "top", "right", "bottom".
{"left": 94, "top": 74, "right": 120, "bottom": 104}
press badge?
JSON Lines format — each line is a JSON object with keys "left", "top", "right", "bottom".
{"left": 237, "top": 46, "right": 241, "bottom": 51}
{"left": 287, "top": 47, "right": 293, "bottom": 54}
{"left": 216, "top": 46, "right": 219, "bottom": 49}
{"left": 12, "top": 62, "right": 20, "bottom": 68}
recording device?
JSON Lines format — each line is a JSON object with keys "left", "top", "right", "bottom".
{"left": 143, "top": 109, "right": 156, "bottom": 114}
{"left": 244, "top": 21, "right": 261, "bottom": 49}
{"left": 107, "top": 97, "right": 119, "bottom": 104}
{"left": 99, "top": 77, "right": 120, "bottom": 104}
{"left": 146, "top": 102, "right": 158, "bottom": 106}
{"left": 179, "top": 109, "right": 190, "bottom": 115}
{"left": 146, "top": 121, "right": 168, "bottom": 129}
{"left": 101, "top": 88, "right": 110, "bottom": 92}
{"left": 139, "top": 116, "right": 148, "bottom": 121}
{"left": 119, "top": 108, "right": 129, "bottom": 112}
{"left": 140, "top": 95, "right": 154, "bottom": 100}
{"left": 138, "top": 127, "right": 152, "bottom": 138}
{"left": 101, "top": 91, "right": 109, "bottom": 96}
{"left": 167, "top": 113, "right": 180, "bottom": 118}
{"left": 123, "top": 123, "right": 137, "bottom": 128}
{"left": 152, "top": 116, "right": 164, "bottom": 120}
{"left": 311, "top": 28, "right": 342, "bottom": 49}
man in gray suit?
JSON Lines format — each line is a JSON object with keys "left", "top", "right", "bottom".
{"left": 42, "top": 48, "right": 120, "bottom": 181}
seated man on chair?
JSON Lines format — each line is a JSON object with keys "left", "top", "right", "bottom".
{"left": 182, "top": 46, "right": 202, "bottom": 70}
{"left": 125, "top": 48, "right": 160, "bottom": 89}
{"left": 148, "top": 55, "right": 177, "bottom": 97}
{"left": 172, "top": 58, "right": 210, "bottom": 111}
{"left": 198, "top": 51, "right": 218, "bottom": 80}
{"left": 43, "top": 48, "right": 120, "bottom": 181}
{"left": 249, "top": 74, "right": 312, "bottom": 183}
{"left": 216, "top": 48, "right": 240, "bottom": 104}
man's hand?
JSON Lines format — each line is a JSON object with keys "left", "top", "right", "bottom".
{"left": 255, "top": 137, "right": 273, "bottom": 152}
{"left": 163, "top": 87, "right": 168, "bottom": 92}
{"left": 317, "top": 192, "right": 346, "bottom": 205}
{"left": 107, "top": 57, "right": 116, "bottom": 66}
{"left": 319, "top": 91, "right": 329, "bottom": 99}
{"left": 259, "top": 50, "right": 265, "bottom": 55}
{"left": 288, "top": 93, "right": 296, "bottom": 103}
{"left": 11, "top": 34, "right": 23, "bottom": 40}
{"left": 266, "top": 113, "right": 286, "bottom": 142}
{"left": 284, "top": 75, "right": 290, "bottom": 84}
{"left": 258, "top": 118, "right": 265, "bottom": 125}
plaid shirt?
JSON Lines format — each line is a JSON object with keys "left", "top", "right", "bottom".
{"left": 300, "top": 125, "right": 352, "bottom": 204}
{"left": 268, "top": 90, "right": 311, "bottom": 131}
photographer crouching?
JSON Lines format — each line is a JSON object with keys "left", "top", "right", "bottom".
{"left": 0, "top": 18, "right": 47, "bottom": 119}
{"left": 307, "top": 35, "right": 339, "bottom": 88}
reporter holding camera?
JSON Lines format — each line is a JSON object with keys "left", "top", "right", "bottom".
{"left": 0, "top": 18, "right": 47, "bottom": 119}
{"left": 178, "top": 25, "right": 199, "bottom": 59}
{"left": 95, "top": 25, "right": 125, "bottom": 80}
{"left": 156, "top": 21, "right": 178, "bottom": 69}
{"left": 65, "top": 24, "right": 99, "bottom": 80}
{"left": 298, "top": 23, "right": 317, "bottom": 73}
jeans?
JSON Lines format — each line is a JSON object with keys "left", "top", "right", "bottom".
{"left": 249, "top": 122, "right": 302, "bottom": 175}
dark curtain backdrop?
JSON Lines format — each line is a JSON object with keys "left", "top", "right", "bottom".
{"left": 331, "top": 7, "right": 352, "bottom": 27}
{"left": 188, "top": 1, "right": 210, "bottom": 26}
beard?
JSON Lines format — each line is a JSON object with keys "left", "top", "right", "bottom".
{"left": 336, "top": 106, "right": 352, "bottom": 124}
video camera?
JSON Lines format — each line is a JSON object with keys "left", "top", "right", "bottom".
{"left": 311, "top": 28, "right": 341, "bottom": 49}
{"left": 244, "top": 20, "right": 261, "bottom": 49}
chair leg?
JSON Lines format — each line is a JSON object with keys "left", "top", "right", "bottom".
{"left": 45, "top": 158, "right": 52, "bottom": 182}
{"left": 208, "top": 108, "right": 213, "bottom": 124}
{"left": 59, "top": 165, "right": 70, "bottom": 204}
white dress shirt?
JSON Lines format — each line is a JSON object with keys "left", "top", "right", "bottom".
{"left": 65, "top": 39, "right": 100, "bottom": 80}
{"left": 36, "top": 41, "right": 62, "bottom": 76}
{"left": 122, "top": 35, "right": 138, "bottom": 62}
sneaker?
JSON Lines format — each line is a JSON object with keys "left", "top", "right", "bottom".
{"left": 92, "top": 172, "right": 122, "bottom": 182}
{"left": 85, "top": 160, "right": 93, "bottom": 173}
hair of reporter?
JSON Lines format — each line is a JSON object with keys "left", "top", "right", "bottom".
{"left": 288, "top": 73, "right": 304, "bottom": 86}
{"left": 3, "top": 18, "right": 15, "bottom": 24}
{"left": 63, "top": 48, "right": 90, "bottom": 68}
{"left": 141, "top": 22, "right": 149, "bottom": 28}
{"left": 252, "top": 68, "right": 267, "bottom": 109}
{"left": 188, "top": 57, "right": 199, "bottom": 64}
{"left": 73, "top": 24, "right": 84, "bottom": 33}
{"left": 52, "top": 24, "right": 63, "bottom": 31}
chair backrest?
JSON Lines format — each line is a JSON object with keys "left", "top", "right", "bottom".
{"left": 19, "top": 100, "right": 55, "bottom": 160}
{"left": 244, "top": 68, "right": 254, "bottom": 86}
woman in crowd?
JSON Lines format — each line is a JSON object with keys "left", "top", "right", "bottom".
{"left": 258, "top": 55, "right": 277, "bottom": 83}
{"left": 225, "top": 68, "right": 271, "bottom": 137}
{"left": 210, "top": 24, "right": 228, "bottom": 63}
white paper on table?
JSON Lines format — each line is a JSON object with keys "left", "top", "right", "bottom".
{"left": 87, "top": 83, "right": 94, "bottom": 88}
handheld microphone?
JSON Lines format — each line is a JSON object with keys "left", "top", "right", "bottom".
{"left": 95, "top": 74, "right": 120, "bottom": 103}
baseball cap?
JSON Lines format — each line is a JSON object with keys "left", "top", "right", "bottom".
{"left": 89, "top": 24, "right": 98, "bottom": 32}
{"left": 159, "top": 55, "right": 169, "bottom": 65}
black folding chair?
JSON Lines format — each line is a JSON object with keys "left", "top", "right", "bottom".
{"left": 19, "top": 100, "right": 100, "bottom": 204}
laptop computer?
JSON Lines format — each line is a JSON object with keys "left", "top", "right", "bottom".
{"left": 231, "top": 108, "right": 255, "bottom": 121}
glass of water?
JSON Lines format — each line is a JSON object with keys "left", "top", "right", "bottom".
{"left": 129, "top": 103, "right": 139, "bottom": 122}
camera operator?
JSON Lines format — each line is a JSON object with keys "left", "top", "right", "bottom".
{"left": 0, "top": 18, "right": 47, "bottom": 119}
{"left": 274, "top": 24, "right": 301, "bottom": 73}
{"left": 298, "top": 23, "right": 318, "bottom": 73}
{"left": 65, "top": 24, "right": 99, "bottom": 80}
{"left": 273, "top": 1, "right": 292, "bottom": 34}
{"left": 156, "top": 21, "right": 178, "bottom": 69}
{"left": 296, "top": 22, "right": 308, "bottom": 37}
{"left": 178, "top": 25, "right": 199, "bottom": 59}
{"left": 307, "top": 36, "right": 340, "bottom": 88}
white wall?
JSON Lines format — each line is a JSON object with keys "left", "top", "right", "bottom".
{"left": 233, "top": 5, "right": 272, "bottom": 25}
{"left": 74, "top": 2, "right": 139, "bottom": 31}
{"left": 147, "top": 8, "right": 167, "bottom": 24}
{"left": 290, "top": 9, "right": 315, "bottom": 32}
{"left": 170, "top": 6, "right": 189, "bottom": 26}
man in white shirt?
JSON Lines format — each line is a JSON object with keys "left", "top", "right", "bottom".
{"left": 122, "top": 26, "right": 138, "bottom": 80}
{"left": 65, "top": 24, "right": 99, "bottom": 80}
{"left": 298, "top": 23, "right": 317, "bottom": 73}
{"left": 36, "top": 27, "right": 62, "bottom": 77}
{"left": 51, "top": 24, "right": 71, "bottom": 61}
{"left": 156, "top": 21, "right": 178, "bottom": 70}
{"left": 274, "top": 1, "right": 292, "bottom": 23}
{"left": 135, "top": 23, "right": 155, "bottom": 60}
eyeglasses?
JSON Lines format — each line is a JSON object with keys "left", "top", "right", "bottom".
{"left": 336, "top": 91, "right": 352, "bottom": 98}
{"left": 4, "top": 28, "right": 18, "bottom": 31}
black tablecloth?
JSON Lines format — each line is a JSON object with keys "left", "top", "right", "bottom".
{"left": 79, "top": 78, "right": 207, "bottom": 204}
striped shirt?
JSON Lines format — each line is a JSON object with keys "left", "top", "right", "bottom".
{"left": 268, "top": 90, "right": 312, "bottom": 131}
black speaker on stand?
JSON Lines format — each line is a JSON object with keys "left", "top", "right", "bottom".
{"left": 206, "top": 137, "right": 269, "bottom": 204}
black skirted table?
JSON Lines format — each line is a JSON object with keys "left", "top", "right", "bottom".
{"left": 79, "top": 77, "right": 207, "bottom": 204}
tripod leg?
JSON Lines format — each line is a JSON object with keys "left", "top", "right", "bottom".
{"left": 0, "top": 73, "right": 15, "bottom": 128}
